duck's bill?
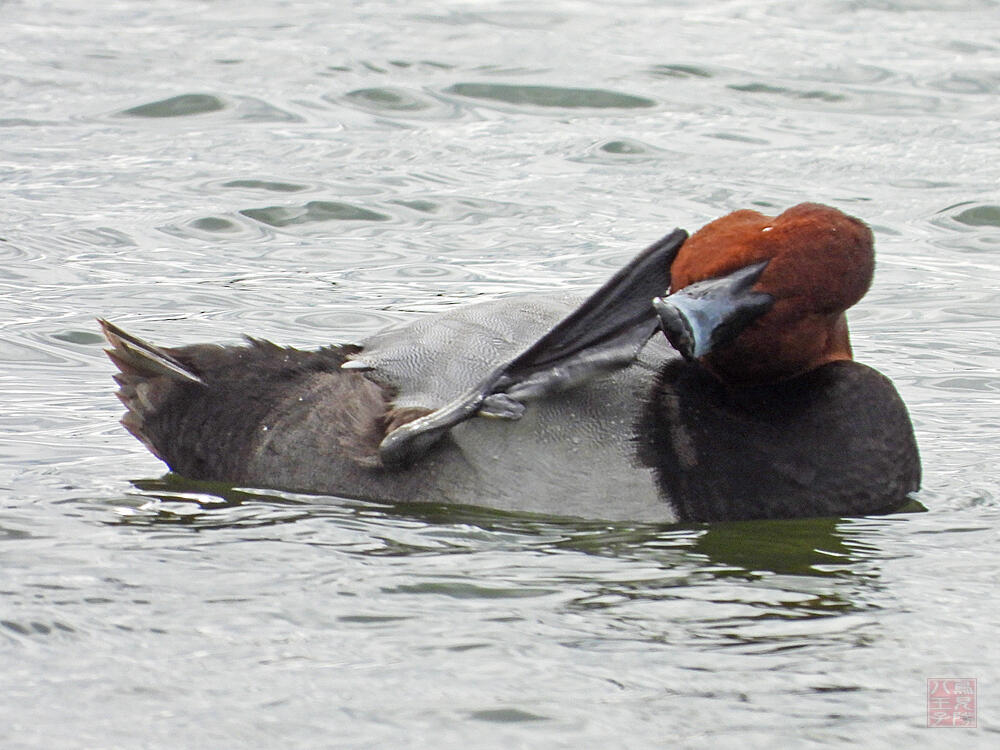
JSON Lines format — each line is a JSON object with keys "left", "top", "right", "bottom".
{"left": 653, "top": 261, "right": 774, "bottom": 360}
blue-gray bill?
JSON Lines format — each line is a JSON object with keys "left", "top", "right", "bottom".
{"left": 653, "top": 261, "right": 773, "bottom": 360}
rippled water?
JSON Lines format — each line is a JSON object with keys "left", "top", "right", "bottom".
{"left": 2, "top": 0, "right": 999, "bottom": 747}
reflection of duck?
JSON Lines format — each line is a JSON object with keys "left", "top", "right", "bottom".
{"left": 101, "top": 203, "right": 920, "bottom": 523}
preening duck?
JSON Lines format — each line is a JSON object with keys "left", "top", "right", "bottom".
{"left": 101, "top": 203, "right": 920, "bottom": 522}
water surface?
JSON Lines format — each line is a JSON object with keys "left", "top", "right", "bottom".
{"left": 2, "top": 1, "right": 999, "bottom": 747}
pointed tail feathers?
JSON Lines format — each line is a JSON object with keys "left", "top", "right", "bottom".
{"left": 99, "top": 318, "right": 205, "bottom": 462}
{"left": 99, "top": 319, "right": 203, "bottom": 384}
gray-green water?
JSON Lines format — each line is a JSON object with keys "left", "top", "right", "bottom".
{"left": 2, "top": 1, "right": 999, "bottom": 747}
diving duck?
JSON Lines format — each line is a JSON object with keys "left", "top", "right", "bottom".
{"left": 101, "top": 203, "right": 920, "bottom": 522}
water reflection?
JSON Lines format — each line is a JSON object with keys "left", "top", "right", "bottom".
{"left": 338, "top": 87, "right": 461, "bottom": 120}
{"left": 444, "top": 83, "right": 656, "bottom": 110}
{"left": 113, "top": 477, "right": 321, "bottom": 531}
{"left": 115, "top": 475, "right": 915, "bottom": 584}
{"left": 647, "top": 63, "right": 714, "bottom": 79}
{"left": 117, "top": 93, "right": 302, "bottom": 123}
{"left": 109, "top": 477, "right": 903, "bottom": 659}
{"left": 951, "top": 204, "right": 1000, "bottom": 228}
{"left": 158, "top": 214, "right": 269, "bottom": 242}
{"left": 119, "top": 93, "right": 226, "bottom": 118}
{"left": 239, "top": 201, "right": 392, "bottom": 227}
{"left": 218, "top": 179, "right": 310, "bottom": 193}
{"left": 728, "top": 81, "right": 847, "bottom": 103}
{"left": 570, "top": 137, "right": 665, "bottom": 165}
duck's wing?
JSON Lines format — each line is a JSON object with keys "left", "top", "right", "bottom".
{"left": 377, "top": 229, "right": 687, "bottom": 467}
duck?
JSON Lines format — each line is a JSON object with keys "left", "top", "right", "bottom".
{"left": 100, "top": 202, "right": 920, "bottom": 523}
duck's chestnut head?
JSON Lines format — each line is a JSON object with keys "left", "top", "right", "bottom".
{"left": 655, "top": 203, "right": 874, "bottom": 384}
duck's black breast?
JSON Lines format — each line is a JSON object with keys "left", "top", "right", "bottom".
{"left": 636, "top": 358, "right": 921, "bottom": 521}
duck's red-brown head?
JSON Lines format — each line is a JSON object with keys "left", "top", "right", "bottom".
{"left": 654, "top": 203, "right": 874, "bottom": 384}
